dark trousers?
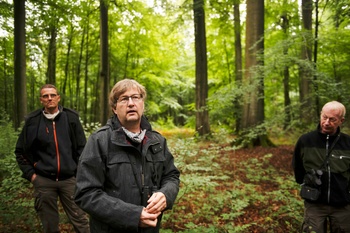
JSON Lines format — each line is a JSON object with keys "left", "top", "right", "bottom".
{"left": 302, "top": 201, "right": 350, "bottom": 233}
{"left": 33, "top": 175, "right": 90, "bottom": 233}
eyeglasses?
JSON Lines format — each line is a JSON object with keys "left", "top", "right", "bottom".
{"left": 321, "top": 114, "right": 339, "bottom": 123}
{"left": 41, "top": 94, "right": 58, "bottom": 99}
{"left": 117, "top": 94, "right": 143, "bottom": 104}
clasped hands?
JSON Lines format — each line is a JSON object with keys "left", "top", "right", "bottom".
{"left": 139, "top": 192, "right": 167, "bottom": 228}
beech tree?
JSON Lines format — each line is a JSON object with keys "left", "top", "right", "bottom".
{"left": 13, "top": 0, "right": 27, "bottom": 129}
{"left": 241, "top": 0, "right": 271, "bottom": 146}
{"left": 99, "top": 0, "right": 110, "bottom": 125}
{"left": 193, "top": 0, "right": 210, "bottom": 136}
{"left": 299, "top": 0, "right": 314, "bottom": 124}
{"left": 234, "top": 0, "right": 242, "bottom": 133}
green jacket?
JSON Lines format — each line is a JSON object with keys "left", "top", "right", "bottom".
{"left": 293, "top": 125, "right": 350, "bottom": 206}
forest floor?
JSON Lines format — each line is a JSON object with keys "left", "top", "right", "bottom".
{"left": 3, "top": 143, "right": 300, "bottom": 233}
{"left": 217, "top": 144, "right": 297, "bottom": 232}
{"left": 162, "top": 144, "right": 299, "bottom": 233}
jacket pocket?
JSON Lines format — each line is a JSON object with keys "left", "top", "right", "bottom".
{"left": 145, "top": 149, "right": 166, "bottom": 163}
{"left": 145, "top": 147, "right": 165, "bottom": 187}
{"left": 107, "top": 152, "right": 136, "bottom": 188}
{"left": 329, "top": 172, "right": 350, "bottom": 206}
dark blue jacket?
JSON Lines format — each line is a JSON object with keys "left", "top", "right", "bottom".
{"left": 15, "top": 106, "right": 86, "bottom": 181}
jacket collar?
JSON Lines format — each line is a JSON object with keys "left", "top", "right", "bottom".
{"left": 317, "top": 123, "right": 341, "bottom": 138}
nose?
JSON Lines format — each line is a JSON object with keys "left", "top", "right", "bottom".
{"left": 127, "top": 97, "right": 135, "bottom": 104}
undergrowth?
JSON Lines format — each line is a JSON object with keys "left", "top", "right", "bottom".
{"left": 162, "top": 133, "right": 304, "bottom": 232}
{"left": 0, "top": 121, "right": 304, "bottom": 232}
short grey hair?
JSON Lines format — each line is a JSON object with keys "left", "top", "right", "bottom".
{"left": 322, "top": 101, "right": 346, "bottom": 118}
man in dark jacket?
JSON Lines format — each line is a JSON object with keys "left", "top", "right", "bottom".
{"left": 15, "top": 84, "right": 90, "bottom": 233}
{"left": 293, "top": 101, "right": 350, "bottom": 232}
{"left": 74, "top": 79, "right": 180, "bottom": 233}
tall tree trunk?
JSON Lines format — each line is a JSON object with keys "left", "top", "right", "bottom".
{"left": 76, "top": 27, "right": 85, "bottom": 111}
{"left": 242, "top": 0, "right": 271, "bottom": 147}
{"left": 281, "top": 8, "right": 291, "bottom": 129}
{"left": 93, "top": 69, "right": 100, "bottom": 123}
{"left": 234, "top": 0, "right": 242, "bottom": 133}
{"left": 62, "top": 29, "right": 73, "bottom": 107}
{"left": 14, "top": 0, "right": 27, "bottom": 129}
{"left": 299, "top": 0, "right": 314, "bottom": 124}
{"left": 3, "top": 39, "right": 9, "bottom": 114}
{"left": 313, "top": 0, "right": 320, "bottom": 114}
{"left": 332, "top": 0, "right": 342, "bottom": 102}
{"left": 84, "top": 22, "right": 90, "bottom": 124}
{"left": 47, "top": 23, "right": 57, "bottom": 85}
{"left": 99, "top": 0, "right": 110, "bottom": 125}
{"left": 193, "top": 0, "right": 210, "bottom": 136}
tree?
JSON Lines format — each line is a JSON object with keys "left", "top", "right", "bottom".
{"left": 280, "top": 1, "right": 292, "bottom": 129}
{"left": 193, "top": 0, "right": 210, "bottom": 136}
{"left": 13, "top": 0, "right": 27, "bottom": 129}
{"left": 241, "top": 0, "right": 271, "bottom": 147}
{"left": 234, "top": 0, "right": 242, "bottom": 133}
{"left": 313, "top": 0, "right": 320, "bottom": 113}
{"left": 299, "top": 0, "right": 314, "bottom": 124}
{"left": 99, "top": 0, "right": 110, "bottom": 125}
{"left": 46, "top": 16, "right": 58, "bottom": 85}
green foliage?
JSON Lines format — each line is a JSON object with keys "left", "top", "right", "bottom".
{"left": 0, "top": 112, "right": 40, "bottom": 232}
{"left": 3, "top": 0, "right": 350, "bottom": 135}
{"left": 162, "top": 133, "right": 303, "bottom": 232}
{"left": 82, "top": 121, "right": 101, "bottom": 138}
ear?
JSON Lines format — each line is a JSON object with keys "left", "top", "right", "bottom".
{"left": 112, "top": 107, "right": 118, "bottom": 115}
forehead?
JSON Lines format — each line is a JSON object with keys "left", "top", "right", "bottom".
{"left": 322, "top": 107, "right": 342, "bottom": 117}
{"left": 41, "top": 88, "right": 58, "bottom": 95}
{"left": 119, "top": 87, "right": 139, "bottom": 96}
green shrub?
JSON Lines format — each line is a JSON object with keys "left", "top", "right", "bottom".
{"left": 0, "top": 112, "right": 40, "bottom": 232}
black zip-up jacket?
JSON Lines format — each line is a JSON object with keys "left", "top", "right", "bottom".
{"left": 293, "top": 124, "right": 350, "bottom": 206}
{"left": 74, "top": 115, "right": 180, "bottom": 233}
{"left": 15, "top": 106, "right": 86, "bottom": 181}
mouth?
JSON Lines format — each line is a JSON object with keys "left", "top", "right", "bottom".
{"left": 127, "top": 110, "right": 137, "bottom": 115}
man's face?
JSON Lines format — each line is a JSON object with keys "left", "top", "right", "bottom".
{"left": 40, "top": 88, "right": 60, "bottom": 113}
{"left": 320, "top": 106, "right": 344, "bottom": 135}
{"left": 113, "top": 87, "right": 144, "bottom": 128}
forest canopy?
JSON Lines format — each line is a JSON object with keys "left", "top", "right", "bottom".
{"left": 1, "top": 0, "right": 350, "bottom": 135}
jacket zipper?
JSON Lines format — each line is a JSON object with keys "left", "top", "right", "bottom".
{"left": 326, "top": 134, "right": 331, "bottom": 203}
{"left": 53, "top": 121, "right": 60, "bottom": 181}
{"left": 331, "top": 154, "right": 350, "bottom": 160}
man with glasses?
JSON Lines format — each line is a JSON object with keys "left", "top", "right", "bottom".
{"left": 293, "top": 101, "right": 350, "bottom": 232}
{"left": 75, "top": 79, "right": 180, "bottom": 233}
{"left": 15, "top": 84, "right": 90, "bottom": 233}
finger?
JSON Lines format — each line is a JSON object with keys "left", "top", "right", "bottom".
{"left": 146, "top": 202, "right": 164, "bottom": 213}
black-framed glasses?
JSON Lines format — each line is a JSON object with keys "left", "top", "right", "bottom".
{"left": 117, "top": 94, "right": 143, "bottom": 104}
{"left": 41, "top": 94, "right": 58, "bottom": 99}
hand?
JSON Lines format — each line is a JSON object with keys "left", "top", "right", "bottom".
{"left": 145, "top": 192, "right": 167, "bottom": 214}
{"left": 139, "top": 208, "right": 160, "bottom": 228}
{"left": 31, "top": 174, "right": 37, "bottom": 183}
